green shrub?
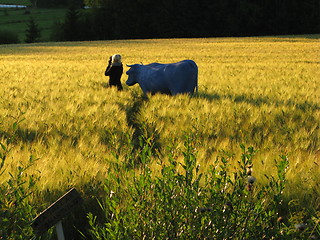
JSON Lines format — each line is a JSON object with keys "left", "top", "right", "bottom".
{"left": 1, "top": 116, "right": 319, "bottom": 239}
{"left": 0, "top": 115, "right": 41, "bottom": 239}
{"left": 25, "top": 17, "right": 41, "bottom": 43}
{"left": 87, "top": 135, "right": 319, "bottom": 239}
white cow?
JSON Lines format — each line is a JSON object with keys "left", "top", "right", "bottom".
{"left": 126, "top": 60, "right": 198, "bottom": 95}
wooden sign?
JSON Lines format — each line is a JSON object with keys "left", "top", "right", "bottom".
{"left": 31, "top": 188, "right": 83, "bottom": 234}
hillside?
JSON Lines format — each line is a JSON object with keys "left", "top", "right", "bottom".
{"left": 0, "top": 6, "right": 67, "bottom": 42}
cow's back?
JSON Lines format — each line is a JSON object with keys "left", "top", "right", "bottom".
{"left": 165, "top": 60, "right": 198, "bottom": 95}
{"left": 138, "top": 63, "right": 170, "bottom": 94}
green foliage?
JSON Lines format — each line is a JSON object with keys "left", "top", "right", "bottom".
{"left": 0, "top": 7, "right": 68, "bottom": 42}
{"left": 86, "top": 136, "right": 319, "bottom": 239}
{"left": 83, "top": 0, "right": 319, "bottom": 39}
{"left": 51, "top": 6, "right": 95, "bottom": 41}
{"left": 0, "top": 0, "right": 31, "bottom": 6}
{"left": 1, "top": 0, "right": 319, "bottom": 42}
{"left": 25, "top": 17, "right": 41, "bottom": 43}
{"left": 62, "top": 6, "right": 79, "bottom": 41}
{"left": 0, "top": 114, "right": 40, "bottom": 239}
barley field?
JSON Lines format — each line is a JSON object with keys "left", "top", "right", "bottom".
{"left": 0, "top": 35, "right": 319, "bottom": 209}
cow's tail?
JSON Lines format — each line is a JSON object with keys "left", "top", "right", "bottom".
{"left": 194, "top": 63, "right": 198, "bottom": 94}
{"left": 195, "top": 73, "right": 198, "bottom": 94}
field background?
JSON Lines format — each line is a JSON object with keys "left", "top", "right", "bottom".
{"left": 0, "top": 36, "right": 319, "bottom": 210}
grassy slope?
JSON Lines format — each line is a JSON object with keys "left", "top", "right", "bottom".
{"left": 0, "top": 5, "right": 67, "bottom": 42}
{"left": 0, "top": 37, "right": 319, "bottom": 207}
{"left": 0, "top": 0, "right": 31, "bottom": 5}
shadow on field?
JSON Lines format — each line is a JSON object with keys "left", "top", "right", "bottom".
{"left": 117, "top": 92, "right": 161, "bottom": 167}
{"left": 195, "top": 92, "right": 222, "bottom": 101}
{"left": 275, "top": 34, "right": 320, "bottom": 39}
{"left": 101, "top": 82, "right": 109, "bottom": 88}
{"left": 195, "top": 92, "right": 320, "bottom": 111}
{"left": 195, "top": 92, "right": 269, "bottom": 106}
{"left": 0, "top": 127, "right": 39, "bottom": 143}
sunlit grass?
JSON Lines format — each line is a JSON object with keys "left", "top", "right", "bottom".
{"left": 0, "top": 37, "right": 319, "bottom": 206}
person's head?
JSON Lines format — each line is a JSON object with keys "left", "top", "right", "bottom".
{"left": 112, "top": 54, "right": 122, "bottom": 63}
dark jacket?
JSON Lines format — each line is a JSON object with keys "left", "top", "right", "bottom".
{"left": 105, "top": 63, "right": 123, "bottom": 90}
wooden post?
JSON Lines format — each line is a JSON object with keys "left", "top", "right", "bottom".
{"left": 55, "top": 221, "right": 65, "bottom": 240}
{"left": 31, "top": 188, "right": 83, "bottom": 236}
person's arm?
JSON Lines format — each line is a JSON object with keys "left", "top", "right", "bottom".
{"left": 106, "top": 65, "right": 118, "bottom": 76}
{"left": 104, "top": 56, "right": 112, "bottom": 76}
{"left": 105, "top": 65, "right": 112, "bottom": 76}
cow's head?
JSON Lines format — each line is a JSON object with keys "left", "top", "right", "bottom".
{"left": 126, "top": 64, "right": 141, "bottom": 86}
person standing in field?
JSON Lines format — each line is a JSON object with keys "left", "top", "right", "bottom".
{"left": 105, "top": 54, "right": 123, "bottom": 91}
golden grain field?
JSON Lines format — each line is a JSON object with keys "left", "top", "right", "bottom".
{"left": 0, "top": 37, "right": 319, "bottom": 205}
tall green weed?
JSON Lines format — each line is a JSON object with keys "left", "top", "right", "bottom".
{"left": 0, "top": 117, "right": 318, "bottom": 239}
{"left": 0, "top": 115, "right": 44, "bottom": 239}
{"left": 87, "top": 134, "right": 319, "bottom": 239}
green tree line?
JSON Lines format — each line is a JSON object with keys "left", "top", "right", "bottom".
{"left": 35, "top": 0, "right": 83, "bottom": 8}
{"left": 53, "top": 0, "right": 319, "bottom": 41}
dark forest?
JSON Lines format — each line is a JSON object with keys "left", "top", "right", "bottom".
{"left": 54, "top": 0, "right": 319, "bottom": 41}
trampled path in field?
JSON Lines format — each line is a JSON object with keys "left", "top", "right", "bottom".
{"left": 117, "top": 91, "right": 161, "bottom": 167}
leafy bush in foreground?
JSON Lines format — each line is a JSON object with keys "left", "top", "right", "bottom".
{"left": 1, "top": 119, "right": 319, "bottom": 239}
{"left": 87, "top": 135, "right": 319, "bottom": 240}
{"left": 0, "top": 116, "right": 38, "bottom": 239}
